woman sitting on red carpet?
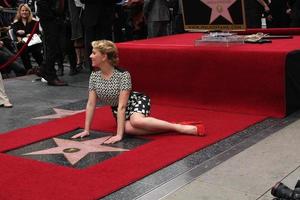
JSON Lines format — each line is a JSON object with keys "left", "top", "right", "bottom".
{"left": 71, "top": 40, "right": 205, "bottom": 144}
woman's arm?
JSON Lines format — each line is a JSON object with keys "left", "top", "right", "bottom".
{"left": 11, "top": 22, "right": 24, "bottom": 42}
{"left": 71, "top": 90, "right": 97, "bottom": 138}
{"left": 104, "top": 90, "right": 130, "bottom": 144}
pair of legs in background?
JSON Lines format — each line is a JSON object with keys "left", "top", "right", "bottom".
{"left": 40, "top": 18, "right": 77, "bottom": 84}
{"left": 17, "top": 43, "right": 43, "bottom": 74}
{"left": 0, "top": 73, "right": 13, "bottom": 108}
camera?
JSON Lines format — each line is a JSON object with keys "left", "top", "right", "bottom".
{"left": 271, "top": 182, "right": 300, "bottom": 200}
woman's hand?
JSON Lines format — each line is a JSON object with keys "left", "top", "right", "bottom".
{"left": 104, "top": 135, "right": 123, "bottom": 144}
{"left": 71, "top": 130, "right": 90, "bottom": 139}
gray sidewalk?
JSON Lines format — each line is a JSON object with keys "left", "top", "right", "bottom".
{"left": 1, "top": 73, "right": 299, "bottom": 200}
{"left": 161, "top": 118, "right": 300, "bottom": 200}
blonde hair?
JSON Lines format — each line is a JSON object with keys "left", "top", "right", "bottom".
{"left": 91, "top": 40, "right": 119, "bottom": 66}
{"left": 14, "top": 4, "right": 33, "bottom": 22}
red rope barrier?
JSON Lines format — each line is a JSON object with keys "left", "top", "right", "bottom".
{"left": 3, "top": 0, "right": 12, "bottom": 8}
{"left": 0, "top": 20, "right": 40, "bottom": 70}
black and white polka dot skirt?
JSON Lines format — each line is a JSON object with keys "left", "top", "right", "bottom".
{"left": 111, "top": 91, "right": 151, "bottom": 120}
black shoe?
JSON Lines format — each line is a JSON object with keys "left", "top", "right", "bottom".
{"left": 47, "top": 79, "right": 68, "bottom": 86}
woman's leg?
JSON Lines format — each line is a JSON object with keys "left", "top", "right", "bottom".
{"left": 0, "top": 73, "right": 9, "bottom": 104}
{"left": 0, "top": 73, "right": 12, "bottom": 107}
{"left": 74, "top": 39, "right": 84, "bottom": 65}
{"left": 125, "top": 113, "right": 197, "bottom": 135}
{"left": 124, "top": 120, "right": 153, "bottom": 135}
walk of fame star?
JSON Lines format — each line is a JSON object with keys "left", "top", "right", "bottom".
{"left": 23, "top": 136, "right": 129, "bottom": 165}
{"left": 201, "top": 0, "right": 236, "bottom": 24}
{"left": 33, "top": 108, "right": 85, "bottom": 119}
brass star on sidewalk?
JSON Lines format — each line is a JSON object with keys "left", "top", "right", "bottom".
{"left": 23, "top": 137, "right": 129, "bottom": 165}
{"left": 33, "top": 108, "right": 85, "bottom": 119}
{"left": 201, "top": 0, "right": 236, "bottom": 24}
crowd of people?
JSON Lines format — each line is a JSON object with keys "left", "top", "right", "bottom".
{"left": 1, "top": 0, "right": 300, "bottom": 78}
{"left": 1, "top": 0, "right": 300, "bottom": 106}
{"left": 0, "top": 0, "right": 184, "bottom": 85}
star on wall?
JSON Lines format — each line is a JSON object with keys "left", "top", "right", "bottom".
{"left": 33, "top": 108, "right": 85, "bottom": 119}
{"left": 23, "top": 137, "right": 129, "bottom": 165}
{"left": 201, "top": 0, "right": 236, "bottom": 24}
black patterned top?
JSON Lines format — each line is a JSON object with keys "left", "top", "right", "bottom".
{"left": 89, "top": 68, "right": 132, "bottom": 106}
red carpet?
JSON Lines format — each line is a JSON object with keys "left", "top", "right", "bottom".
{"left": 0, "top": 105, "right": 266, "bottom": 200}
{"left": 117, "top": 33, "right": 300, "bottom": 117}
{"left": 2, "top": 31, "right": 298, "bottom": 199}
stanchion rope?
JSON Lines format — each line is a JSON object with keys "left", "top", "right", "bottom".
{"left": 0, "top": 20, "right": 40, "bottom": 70}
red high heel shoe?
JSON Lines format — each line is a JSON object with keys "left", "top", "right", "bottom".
{"left": 176, "top": 121, "right": 206, "bottom": 136}
{"left": 178, "top": 121, "right": 203, "bottom": 125}
{"left": 196, "top": 124, "right": 205, "bottom": 136}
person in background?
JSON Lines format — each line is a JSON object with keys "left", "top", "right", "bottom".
{"left": 12, "top": 3, "right": 43, "bottom": 74}
{"left": 143, "top": 0, "right": 170, "bottom": 38}
{"left": 266, "top": 0, "right": 290, "bottom": 28}
{"left": 36, "top": 0, "right": 68, "bottom": 86}
{"left": 55, "top": 0, "right": 78, "bottom": 77}
{"left": 71, "top": 40, "right": 205, "bottom": 144}
{"left": 113, "top": 0, "right": 127, "bottom": 42}
{"left": 0, "top": 72, "right": 13, "bottom": 108}
{"left": 0, "top": 39, "right": 26, "bottom": 77}
{"left": 288, "top": 0, "right": 300, "bottom": 27}
{"left": 125, "top": 0, "right": 147, "bottom": 40}
{"left": 244, "top": 0, "right": 270, "bottom": 28}
{"left": 0, "top": 18, "right": 16, "bottom": 53}
{"left": 68, "top": 0, "right": 85, "bottom": 74}
{"left": 171, "top": 0, "right": 185, "bottom": 34}
{"left": 81, "top": 0, "right": 115, "bottom": 71}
